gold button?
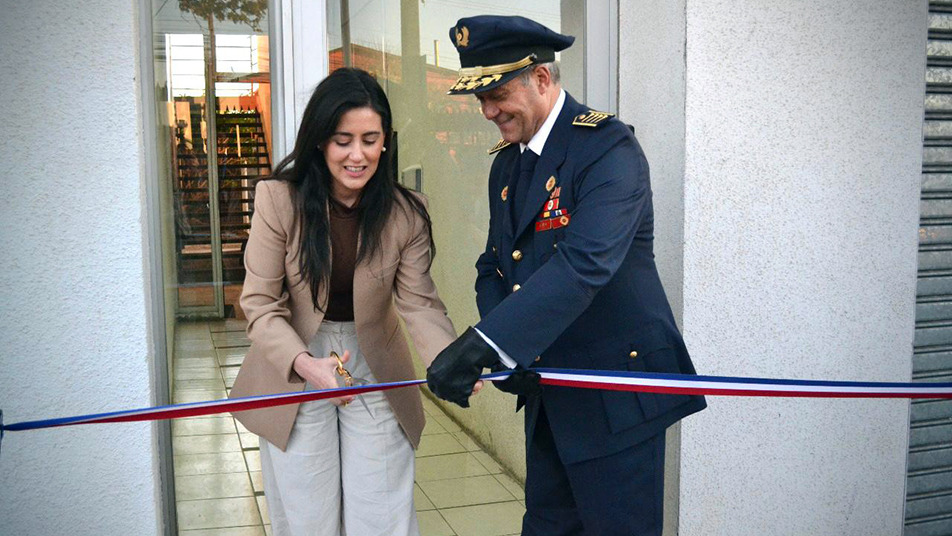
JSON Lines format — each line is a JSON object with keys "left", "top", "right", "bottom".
{"left": 534, "top": 356, "right": 541, "bottom": 362}
{"left": 629, "top": 351, "right": 638, "bottom": 358}
{"left": 512, "top": 250, "right": 523, "bottom": 261}
{"left": 553, "top": 243, "right": 558, "bottom": 249}
{"left": 512, "top": 284, "right": 521, "bottom": 292}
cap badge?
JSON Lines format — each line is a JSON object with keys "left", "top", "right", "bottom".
{"left": 455, "top": 26, "right": 470, "bottom": 47}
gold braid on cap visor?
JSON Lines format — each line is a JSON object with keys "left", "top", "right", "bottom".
{"left": 448, "top": 55, "right": 536, "bottom": 93}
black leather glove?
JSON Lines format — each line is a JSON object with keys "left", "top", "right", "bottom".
{"left": 490, "top": 363, "right": 542, "bottom": 397}
{"left": 426, "top": 327, "right": 499, "bottom": 408}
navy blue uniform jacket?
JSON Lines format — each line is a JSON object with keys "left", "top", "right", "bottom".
{"left": 474, "top": 92, "right": 706, "bottom": 464}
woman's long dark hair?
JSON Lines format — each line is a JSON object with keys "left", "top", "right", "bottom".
{"left": 266, "top": 67, "right": 434, "bottom": 310}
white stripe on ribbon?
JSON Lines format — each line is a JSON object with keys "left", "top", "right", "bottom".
{"left": 3, "top": 369, "right": 950, "bottom": 434}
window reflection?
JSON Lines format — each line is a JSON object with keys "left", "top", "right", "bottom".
{"left": 153, "top": 0, "right": 272, "bottom": 317}
{"left": 326, "top": 0, "right": 583, "bottom": 328}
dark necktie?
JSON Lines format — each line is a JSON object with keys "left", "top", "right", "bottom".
{"left": 511, "top": 149, "right": 539, "bottom": 232}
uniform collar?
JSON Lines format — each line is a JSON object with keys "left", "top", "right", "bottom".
{"left": 520, "top": 88, "right": 566, "bottom": 156}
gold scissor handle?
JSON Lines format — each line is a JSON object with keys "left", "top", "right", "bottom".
{"left": 330, "top": 351, "right": 354, "bottom": 388}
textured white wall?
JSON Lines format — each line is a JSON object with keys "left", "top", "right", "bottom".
{"left": 676, "top": 1, "right": 926, "bottom": 535}
{"left": 0, "top": 1, "right": 160, "bottom": 535}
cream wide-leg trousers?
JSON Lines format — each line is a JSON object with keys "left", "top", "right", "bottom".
{"left": 259, "top": 321, "right": 419, "bottom": 536}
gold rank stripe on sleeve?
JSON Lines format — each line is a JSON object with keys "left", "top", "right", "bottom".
{"left": 572, "top": 110, "right": 615, "bottom": 127}
{"left": 488, "top": 139, "right": 512, "bottom": 154}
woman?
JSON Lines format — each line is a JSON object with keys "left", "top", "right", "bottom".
{"left": 229, "top": 68, "right": 471, "bottom": 536}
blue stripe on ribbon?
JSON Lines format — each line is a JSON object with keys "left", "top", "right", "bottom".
{"left": 2, "top": 369, "right": 949, "bottom": 437}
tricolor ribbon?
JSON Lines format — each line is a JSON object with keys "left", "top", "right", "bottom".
{"left": 2, "top": 369, "right": 950, "bottom": 437}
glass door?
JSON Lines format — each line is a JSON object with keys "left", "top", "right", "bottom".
{"left": 153, "top": 0, "right": 274, "bottom": 319}
{"left": 325, "top": 0, "right": 586, "bottom": 331}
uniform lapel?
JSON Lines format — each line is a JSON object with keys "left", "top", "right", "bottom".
{"left": 513, "top": 93, "right": 582, "bottom": 240}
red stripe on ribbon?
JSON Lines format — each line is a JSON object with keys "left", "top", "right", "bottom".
{"left": 540, "top": 379, "right": 952, "bottom": 399}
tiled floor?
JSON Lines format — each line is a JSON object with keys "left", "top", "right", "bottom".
{"left": 172, "top": 320, "right": 525, "bottom": 536}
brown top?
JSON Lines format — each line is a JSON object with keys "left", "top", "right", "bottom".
{"left": 325, "top": 197, "right": 359, "bottom": 321}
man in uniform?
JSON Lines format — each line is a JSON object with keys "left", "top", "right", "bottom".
{"left": 426, "top": 15, "right": 707, "bottom": 536}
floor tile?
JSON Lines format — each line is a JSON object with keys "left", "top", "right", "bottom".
{"left": 173, "top": 434, "right": 242, "bottom": 455}
{"left": 472, "top": 452, "right": 502, "bottom": 475}
{"left": 216, "top": 348, "right": 247, "bottom": 367}
{"left": 417, "top": 433, "right": 467, "bottom": 458}
{"left": 208, "top": 318, "right": 248, "bottom": 333}
{"left": 212, "top": 331, "right": 251, "bottom": 348}
{"left": 179, "top": 526, "right": 265, "bottom": 536}
{"left": 439, "top": 502, "right": 525, "bottom": 536}
{"left": 173, "top": 417, "right": 236, "bottom": 437}
{"left": 174, "top": 390, "right": 227, "bottom": 404}
{"left": 235, "top": 420, "right": 251, "bottom": 435}
{"left": 245, "top": 450, "right": 261, "bottom": 472}
{"left": 175, "top": 367, "right": 221, "bottom": 380}
{"left": 256, "top": 495, "right": 270, "bottom": 525}
{"left": 176, "top": 497, "right": 262, "bottom": 530}
{"left": 250, "top": 471, "right": 264, "bottom": 494}
{"left": 451, "top": 431, "right": 482, "bottom": 452}
{"left": 493, "top": 474, "right": 525, "bottom": 501}
{"left": 418, "top": 475, "right": 515, "bottom": 509}
{"left": 177, "top": 323, "right": 213, "bottom": 341}
{"left": 175, "top": 473, "right": 254, "bottom": 501}
{"left": 239, "top": 432, "right": 259, "bottom": 450}
{"left": 415, "top": 484, "right": 435, "bottom": 511}
{"left": 222, "top": 367, "right": 241, "bottom": 382}
{"left": 175, "top": 354, "right": 219, "bottom": 366}
{"left": 174, "top": 452, "right": 248, "bottom": 476}
{"left": 422, "top": 418, "right": 447, "bottom": 436}
{"left": 177, "top": 339, "right": 217, "bottom": 353}
{"left": 420, "top": 396, "right": 443, "bottom": 416}
{"left": 415, "top": 453, "right": 489, "bottom": 482}
{"left": 429, "top": 413, "right": 462, "bottom": 433}
{"left": 264, "top": 525, "right": 272, "bottom": 536}
{"left": 417, "top": 510, "right": 455, "bottom": 536}
{"left": 176, "top": 378, "right": 226, "bottom": 391}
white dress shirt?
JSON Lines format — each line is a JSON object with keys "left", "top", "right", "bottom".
{"left": 476, "top": 89, "right": 567, "bottom": 368}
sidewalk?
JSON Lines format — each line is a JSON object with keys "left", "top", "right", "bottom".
{"left": 171, "top": 320, "right": 525, "bottom": 536}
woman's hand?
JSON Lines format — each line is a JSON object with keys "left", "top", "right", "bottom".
{"left": 472, "top": 380, "right": 484, "bottom": 395}
{"left": 292, "top": 350, "right": 356, "bottom": 406}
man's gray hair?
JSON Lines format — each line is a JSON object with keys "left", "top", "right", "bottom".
{"left": 518, "top": 61, "right": 561, "bottom": 86}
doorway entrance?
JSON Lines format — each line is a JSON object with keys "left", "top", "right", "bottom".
{"left": 152, "top": 0, "right": 274, "bottom": 320}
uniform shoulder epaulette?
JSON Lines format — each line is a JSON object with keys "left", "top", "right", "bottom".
{"left": 488, "top": 139, "right": 512, "bottom": 154}
{"left": 572, "top": 110, "right": 615, "bottom": 128}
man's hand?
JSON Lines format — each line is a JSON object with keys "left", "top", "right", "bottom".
{"left": 490, "top": 363, "right": 542, "bottom": 397}
{"left": 426, "top": 327, "right": 499, "bottom": 407}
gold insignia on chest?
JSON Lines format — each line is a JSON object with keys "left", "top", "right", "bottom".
{"left": 455, "top": 26, "right": 470, "bottom": 47}
{"left": 545, "top": 176, "right": 556, "bottom": 192}
{"left": 501, "top": 185, "right": 509, "bottom": 201}
{"left": 572, "top": 110, "right": 615, "bottom": 127}
{"left": 488, "top": 139, "right": 511, "bottom": 154}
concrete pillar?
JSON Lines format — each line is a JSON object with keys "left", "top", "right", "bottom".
{"left": 0, "top": 1, "right": 160, "bottom": 534}
{"left": 621, "top": 1, "right": 927, "bottom": 534}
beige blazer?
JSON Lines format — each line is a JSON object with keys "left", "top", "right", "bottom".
{"left": 229, "top": 179, "right": 456, "bottom": 451}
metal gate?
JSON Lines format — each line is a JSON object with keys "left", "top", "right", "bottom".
{"left": 906, "top": 3, "right": 952, "bottom": 534}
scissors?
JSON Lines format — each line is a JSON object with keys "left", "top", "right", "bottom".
{"left": 330, "top": 351, "right": 374, "bottom": 419}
